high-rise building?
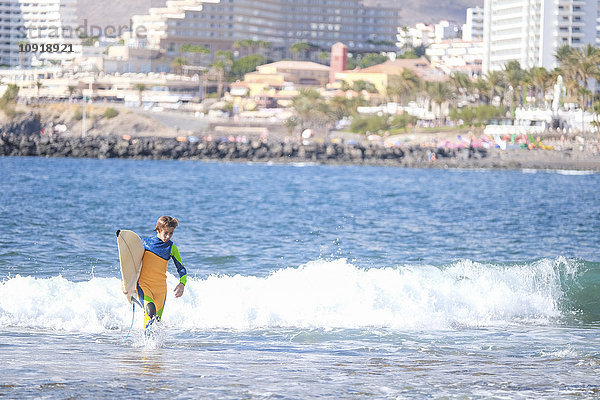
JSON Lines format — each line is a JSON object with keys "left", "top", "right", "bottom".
{"left": 0, "top": 0, "right": 82, "bottom": 68}
{"left": 0, "top": 1, "right": 26, "bottom": 67}
{"left": 462, "top": 7, "right": 484, "bottom": 41}
{"left": 128, "top": 0, "right": 400, "bottom": 67}
{"left": 483, "top": 0, "right": 599, "bottom": 72}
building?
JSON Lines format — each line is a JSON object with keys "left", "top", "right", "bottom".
{"left": 483, "top": 0, "right": 599, "bottom": 72}
{"left": 0, "top": 67, "right": 201, "bottom": 104}
{"left": 396, "top": 23, "right": 436, "bottom": 49}
{"left": 0, "top": 1, "right": 26, "bottom": 67}
{"left": 426, "top": 40, "right": 484, "bottom": 76}
{"left": 128, "top": 0, "right": 400, "bottom": 69}
{"left": 335, "top": 57, "right": 446, "bottom": 94}
{"left": 329, "top": 42, "right": 347, "bottom": 83}
{"left": 0, "top": 0, "right": 83, "bottom": 67}
{"left": 238, "top": 60, "right": 330, "bottom": 96}
{"left": 434, "top": 20, "right": 461, "bottom": 43}
{"left": 462, "top": 7, "right": 484, "bottom": 41}
{"left": 397, "top": 19, "right": 463, "bottom": 51}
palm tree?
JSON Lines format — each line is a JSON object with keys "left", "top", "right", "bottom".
{"left": 170, "top": 56, "right": 188, "bottom": 75}
{"left": 134, "top": 83, "right": 146, "bottom": 107}
{"left": 211, "top": 51, "right": 233, "bottom": 99}
{"left": 474, "top": 77, "right": 490, "bottom": 105}
{"left": 425, "top": 81, "right": 453, "bottom": 125}
{"left": 449, "top": 72, "right": 472, "bottom": 98}
{"left": 35, "top": 80, "right": 43, "bottom": 103}
{"left": 554, "top": 45, "right": 575, "bottom": 67}
{"left": 485, "top": 70, "right": 504, "bottom": 106}
{"left": 504, "top": 60, "right": 525, "bottom": 116}
{"left": 555, "top": 45, "right": 600, "bottom": 132}
{"left": 328, "top": 95, "right": 366, "bottom": 121}
{"left": 234, "top": 39, "right": 271, "bottom": 58}
{"left": 290, "top": 42, "right": 319, "bottom": 61}
{"left": 290, "top": 42, "right": 310, "bottom": 61}
{"left": 386, "top": 69, "right": 421, "bottom": 105}
{"left": 180, "top": 44, "right": 210, "bottom": 66}
{"left": 290, "top": 88, "right": 336, "bottom": 135}
{"left": 527, "top": 67, "right": 551, "bottom": 107}
{"left": 571, "top": 44, "right": 600, "bottom": 108}
{"left": 67, "top": 85, "right": 77, "bottom": 98}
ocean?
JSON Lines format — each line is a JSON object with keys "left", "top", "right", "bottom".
{"left": 1, "top": 156, "right": 599, "bottom": 398}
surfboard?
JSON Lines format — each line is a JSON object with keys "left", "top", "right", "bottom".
{"left": 116, "top": 230, "right": 144, "bottom": 306}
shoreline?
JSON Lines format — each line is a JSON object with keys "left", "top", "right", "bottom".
{"left": 2, "top": 130, "right": 599, "bottom": 171}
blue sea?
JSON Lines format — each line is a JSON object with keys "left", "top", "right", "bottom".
{"left": 1, "top": 157, "right": 600, "bottom": 399}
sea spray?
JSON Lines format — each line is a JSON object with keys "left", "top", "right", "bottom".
{"left": 1, "top": 258, "right": 588, "bottom": 333}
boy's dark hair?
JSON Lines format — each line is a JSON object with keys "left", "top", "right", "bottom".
{"left": 155, "top": 215, "right": 179, "bottom": 232}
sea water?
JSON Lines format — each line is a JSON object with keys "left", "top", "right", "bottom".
{"left": 1, "top": 157, "right": 599, "bottom": 398}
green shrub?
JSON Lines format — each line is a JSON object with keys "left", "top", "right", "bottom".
{"left": 103, "top": 107, "right": 119, "bottom": 119}
{"left": 73, "top": 109, "right": 82, "bottom": 121}
{"left": 349, "top": 114, "right": 390, "bottom": 134}
{"left": 390, "top": 113, "right": 417, "bottom": 131}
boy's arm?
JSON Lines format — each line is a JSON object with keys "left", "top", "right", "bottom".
{"left": 170, "top": 244, "right": 187, "bottom": 285}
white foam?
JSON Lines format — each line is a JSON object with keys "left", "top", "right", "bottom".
{"left": 0, "top": 258, "right": 574, "bottom": 332}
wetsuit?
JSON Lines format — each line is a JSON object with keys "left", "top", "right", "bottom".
{"left": 137, "top": 235, "right": 187, "bottom": 327}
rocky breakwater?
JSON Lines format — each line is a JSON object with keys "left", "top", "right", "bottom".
{"left": 0, "top": 132, "right": 492, "bottom": 167}
{"left": 1, "top": 132, "right": 598, "bottom": 170}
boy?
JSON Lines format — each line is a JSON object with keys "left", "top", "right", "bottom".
{"left": 137, "top": 216, "right": 187, "bottom": 328}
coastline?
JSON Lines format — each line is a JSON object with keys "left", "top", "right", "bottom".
{"left": 2, "top": 129, "right": 599, "bottom": 171}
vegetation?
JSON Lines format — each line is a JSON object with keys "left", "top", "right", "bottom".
{"left": 211, "top": 51, "right": 234, "bottom": 98}
{"left": 349, "top": 113, "right": 417, "bottom": 135}
{"left": 340, "top": 80, "right": 378, "bottom": 93}
{"left": 0, "top": 84, "right": 19, "bottom": 118}
{"left": 103, "top": 107, "right": 119, "bottom": 119}
{"left": 230, "top": 54, "right": 268, "bottom": 80}
{"left": 448, "top": 105, "right": 505, "bottom": 127}
{"left": 284, "top": 44, "right": 600, "bottom": 135}
{"left": 79, "top": 34, "right": 99, "bottom": 47}
{"left": 347, "top": 53, "right": 388, "bottom": 70}
{"left": 170, "top": 57, "right": 188, "bottom": 75}
{"left": 234, "top": 40, "right": 271, "bottom": 58}
{"left": 290, "top": 42, "right": 321, "bottom": 60}
{"left": 134, "top": 83, "right": 146, "bottom": 107}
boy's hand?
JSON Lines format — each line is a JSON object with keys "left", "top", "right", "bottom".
{"left": 174, "top": 282, "right": 185, "bottom": 298}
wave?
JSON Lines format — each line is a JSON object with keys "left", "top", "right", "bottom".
{"left": 0, "top": 258, "right": 598, "bottom": 333}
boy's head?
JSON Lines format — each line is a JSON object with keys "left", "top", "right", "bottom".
{"left": 155, "top": 215, "right": 178, "bottom": 242}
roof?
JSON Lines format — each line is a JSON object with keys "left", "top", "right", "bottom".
{"left": 257, "top": 60, "right": 330, "bottom": 71}
{"left": 357, "top": 57, "right": 431, "bottom": 74}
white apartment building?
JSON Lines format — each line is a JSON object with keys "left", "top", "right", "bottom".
{"left": 397, "top": 23, "right": 436, "bottom": 49}
{"left": 434, "top": 20, "right": 461, "bottom": 42}
{"left": 0, "top": 1, "right": 26, "bottom": 67}
{"left": 0, "top": 0, "right": 82, "bottom": 68}
{"left": 128, "top": 0, "right": 400, "bottom": 66}
{"left": 426, "top": 40, "right": 484, "bottom": 76}
{"left": 483, "top": 0, "right": 599, "bottom": 72}
{"left": 397, "top": 20, "right": 462, "bottom": 50}
{"left": 462, "top": 7, "right": 484, "bottom": 41}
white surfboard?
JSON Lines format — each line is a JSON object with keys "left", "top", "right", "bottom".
{"left": 116, "top": 230, "right": 144, "bottom": 306}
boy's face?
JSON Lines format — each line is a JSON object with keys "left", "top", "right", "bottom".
{"left": 157, "top": 227, "right": 175, "bottom": 242}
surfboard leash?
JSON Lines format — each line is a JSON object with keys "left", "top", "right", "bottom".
{"left": 124, "top": 302, "right": 135, "bottom": 343}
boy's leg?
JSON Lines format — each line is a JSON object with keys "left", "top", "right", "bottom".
{"left": 137, "top": 284, "right": 159, "bottom": 328}
{"left": 155, "top": 294, "right": 167, "bottom": 320}
{"left": 145, "top": 301, "right": 157, "bottom": 326}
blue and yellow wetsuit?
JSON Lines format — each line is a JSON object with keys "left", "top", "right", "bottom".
{"left": 137, "top": 235, "right": 187, "bottom": 327}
